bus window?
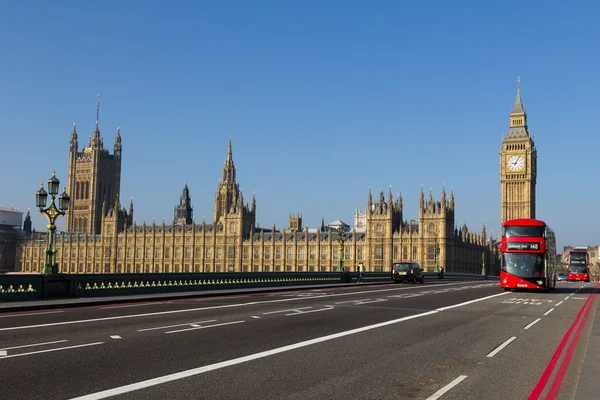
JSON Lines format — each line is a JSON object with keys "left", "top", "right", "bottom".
{"left": 502, "top": 225, "right": 545, "bottom": 238}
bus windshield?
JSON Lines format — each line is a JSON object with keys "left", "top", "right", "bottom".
{"left": 570, "top": 265, "right": 588, "bottom": 274}
{"left": 503, "top": 225, "right": 545, "bottom": 238}
{"left": 502, "top": 253, "right": 545, "bottom": 278}
{"left": 570, "top": 253, "right": 587, "bottom": 264}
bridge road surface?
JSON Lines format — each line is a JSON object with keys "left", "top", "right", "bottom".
{"left": 0, "top": 280, "right": 596, "bottom": 400}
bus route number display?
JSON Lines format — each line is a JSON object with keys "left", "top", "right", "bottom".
{"left": 506, "top": 242, "right": 540, "bottom": 251}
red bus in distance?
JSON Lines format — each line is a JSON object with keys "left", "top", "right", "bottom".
{"left": 500, "top": 218, "right": 557, "bottom": 291}
{"left": 567, "top": 248, "right": 590, "bottom": 282}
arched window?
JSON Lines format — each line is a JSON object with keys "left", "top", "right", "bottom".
{"left": 229, "top": 223, "right": 235, "bottom": 233}
{"left": 376, "top": 224, "right": 383, "bottom": 234}
{"left": 74, "top": 218, "right": 79, "bottom": 231}
{"left": 75, "top": 182, "right": 80, "bottom": 200}
{"left": 428, "top": 223, "right": 436, "bottom": 234}
{"left": 85, "top": 182, "right": 90, "bottom": 199}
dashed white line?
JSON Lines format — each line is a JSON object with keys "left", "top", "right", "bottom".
{"left": 69, "top": 291, "right": 505, "bottom": 400}
{"left": 523, "top": 318, "right": 542, "bottom": 330}
{"left": 137, "top": 320, "right": 217, "bottom": 332}
{"left": 425, "top": 375, "right": 468, "bottom": 400}
{"left": 0, "top": 351, "right": 6, "bottom": 356}
{"left": 250, "top": 316, "right": 261, "bottom": 319}
{"left": 101, "top": 302, "right": 168, "bottom": 309}
{"left": 0, "top": 342, "right": 104, "bottom": 359}
{"left": 486, "top": 336, "right": 517, "bottom": 358}
{"left": 544, "top": 308, "right": 555, "bottom": 316}
{"left": 0, "top": 340, "right": 68, "bottom": 351}
{"left": 285, "top": 306, "right": 334, "bottom": 316}
{"left": 0, "top": 310, "right": 65, "bottom": 318}
{"left": 564, "top": 296, "right": 570, "bottom": 301}
{"left": 0, "top": 281, "right": 486, "bottom": 332}
{"left": 110, "top": 335, "right": 121, "bottom": 340}
{"left": 164, "top": 320, "right": 245, "bottom": 334}
{"left": 555, "top": 301, "right": 564, "bottom": 307}
{"left": 263, "top": 307, "right": 313, "bottom": 315}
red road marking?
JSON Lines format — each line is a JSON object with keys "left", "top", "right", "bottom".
{"left": 527, "top": 283, "right": 600, "bottom": 400}
{"left": 545, "top": 285, "right": 599, "bottom": 399}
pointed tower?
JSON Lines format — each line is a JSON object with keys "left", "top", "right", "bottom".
{"left": 65, "top": 95, "right": 123, "bottom": 234}
{"left": 23, "top": 209, "right": 32, "bottom": 235}
{"left": 213, "top": 136, "right": 255, "bottom": 238}
{"left": 174, "top": 183, "right": 193, "bottom": 225}
{"left": 500, "top": 77, "right": 537, "bottom": 225}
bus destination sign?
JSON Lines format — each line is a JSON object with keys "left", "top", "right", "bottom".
{"left": 506, "top": 242, "right": 541, "bottom": 251}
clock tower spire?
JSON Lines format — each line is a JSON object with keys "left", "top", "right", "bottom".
{"left": 500, "top": 77, "right": 537, "bottom": 226}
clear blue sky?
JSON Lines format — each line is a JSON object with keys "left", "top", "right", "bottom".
{"left": 1, "top": 0, "right": 598, "bottom": 250}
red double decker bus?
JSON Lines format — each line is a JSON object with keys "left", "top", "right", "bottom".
{"left": 500, "top": 219, "right": 557, "bottom": 291}
{"left": 567, "top": 248, "right": 590, "bottom": 282}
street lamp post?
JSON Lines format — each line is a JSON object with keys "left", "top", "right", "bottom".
{"left": 36, "top": 171, "right": 70, "bottom": 274}
{"left": 481, "top": 252, "right": 486, "bottom": 277}
{"left": 435, "top": 242, "right": 440, "bottom": 273}
{"left": 336, "top": 226, "right": 346, "bottom": 272}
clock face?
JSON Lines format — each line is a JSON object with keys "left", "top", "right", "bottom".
{"left": 507, "top": 155, "right": 525, "bottom": 172}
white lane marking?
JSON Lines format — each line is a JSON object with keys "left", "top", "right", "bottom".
{"left": 486, "top": 336, "right": 517, "bottom": 358}
{"left": 110, "top": 335, "right": 121, "bottom": 340}
{"left": 263, "top": 307, "right": 313, "bottom": 315}
{"left": 101, "top": 302, "right": 167, "bottom": 309}
{"left": 425, "top": 375, "right": 468, "bottom": 400}
{"left": 190, "top": 324, "right": 201, "bottom": 328}
{"left": 0, "top": 342, "right": 104, "bottom": 359}
{"left": 137, "top": 320, "right": 217, "bottom": 332}
{"left": 0, "top": 340, "right": 68, "bottom": 351}
{"left": 544, "top": 308, "right": 555, "bottom": 316}
{"left": 251, "top": 316, "right": 261, "bottom": 319}
{"left": 285, "top": 306, "right": 334, "bottom": 316}
{"left": 0, "top": 280, "right": 492, "bottom": 332}
{"left": 555, "top": 301, "right": 564, "bottom": 307}
{"left": 164, "top": 320, "right": 245, "bottom": 334}
{"left": 0, "top": 310, "right": 65, "bottom": 318}
{"left": 436, "top": 292, "right": 509, "bottom": 311}
{"left": 564, "top": 296, "right": 570, "bottom": 300}
{"left": 354, "top": 299, "right": 387, "bottom": 305}
{"left": 0, "top": 351, "right": 6, "bottom": 356}
{"left": 196, "top": 295, "right": 250, "bottom": 301}
{"left": 572, "top": 297, "right": 587, "bottom": 300}
{"left": 523, "top": 318, "right": 542, "bottom": 330}
{"left": 68, "top": 291, "right": 504, "bottom": 400}
{"left": 335, "top": 299, "right": 370, "bottom": 304}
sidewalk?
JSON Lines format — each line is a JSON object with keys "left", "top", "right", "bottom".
{"left": 0, "top": 280, "right": 391, "bottom": 313}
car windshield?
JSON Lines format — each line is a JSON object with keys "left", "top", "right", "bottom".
{"left": 501, "top": 253, "right": 545, "bottom": 278}
{"left": 393, "top": 263, "right": 411, "bottom": 271}
{"left": 570, "top": 266, "right": 587, "bottom": 274}
{"left": 558, "top": 272, "right": 567, "bottom": 277}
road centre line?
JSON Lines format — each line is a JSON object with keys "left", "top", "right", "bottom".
{"left": 435, "top": 292, "right": 509, "bottom": 311}
{"left": 165, "top": 320, "right": 245, "bottom": 334}
{"left": 544, "top": 308, "right": 555, "bottom": 316}
{"left": 0, "top": 351, "right": 5, "bottom": 356}
{"left": 555, "top": 301, "right": 564, "bottom": 307}
{"left": 524, "top": 318, "right": 542, "bottom": 330}
{"left": 68, "top": 291, "right": 505, "bottom": 400}
{"left": 486, "top": 336, "right": 517, "bottom": 358}
{"left": 0, "top": 342, "right": 104, "bottom": 360}
{"left": 101, "top": 302, "right": 168, "bottom": 309}
{"left": 0, "top": 339, "right": 68, "bottom": 351}
{"left": 0, "top": 281, "right": 493, "bottom": 332}
{"left": 0, "top": 310, "right": 64, "bottom": 318}
{"left": 425, "top": 375, "right": 468, "bottom": 400}
{"left": 285, "top": 306, "right": 334, "bottom": 316}
{"left": 263, "top": 307, "right": 313, "bottom": 315}
{"left": 137, "top": 320, "right": 217, "bottom": 332}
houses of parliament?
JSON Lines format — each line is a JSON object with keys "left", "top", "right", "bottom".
{"left": 14, "top": 80, "right": 536, "bottom": 275}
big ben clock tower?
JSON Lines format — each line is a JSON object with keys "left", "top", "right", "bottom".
{"left": 500, "top": 77, "right": 537, "bottom": 224}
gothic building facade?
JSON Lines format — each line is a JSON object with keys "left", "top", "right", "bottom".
{"left": 500, "top": 77, "right": 537, "bottom": 225}
{"left": 15, "top": 102, "right": 501, "bottom": 275}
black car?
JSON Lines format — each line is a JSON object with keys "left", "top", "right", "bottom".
{"left": 392, "top": 262, "right": 424, "bottom": 284}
